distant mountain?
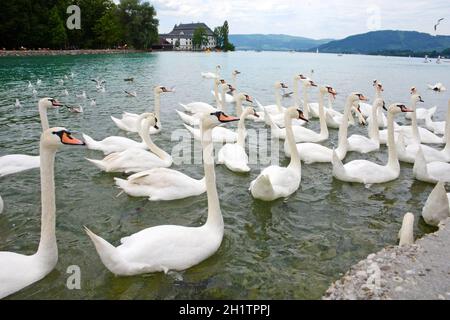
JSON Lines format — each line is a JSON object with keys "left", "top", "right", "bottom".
{"left": 315, "top": 30, "right": 450, "bottom": 55}
{"left": 229, "top": 34, "right": 332, "bottom": 51}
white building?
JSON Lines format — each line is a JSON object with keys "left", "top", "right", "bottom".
{"left": 160, "top": 23, "right": 216, "bottom": 50}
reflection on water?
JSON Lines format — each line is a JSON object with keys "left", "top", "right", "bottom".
{"left": 0, "top": 52, "right": 449, "bottom": 299}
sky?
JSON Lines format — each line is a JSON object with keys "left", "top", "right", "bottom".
{"left": 146, "top": 0, "right": 449, "bottom": 39}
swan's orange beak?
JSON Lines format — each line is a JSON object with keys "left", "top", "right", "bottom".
{"left": 218, "top": 113, "right": 239, "bottom": 123}
{"left": 61, "top": 132, "right": 85, "bottom": 145}
{"left": 400, "top": 105, "right": 413, "bottom": 113}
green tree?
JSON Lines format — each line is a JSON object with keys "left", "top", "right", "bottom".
{"left": 213, "top": 21, "right": 234, "bottom": 51}
{"left": 192, "top": 26, "right": 208, "bottom": 50}
{"left": 213, "top": 26, "right": 224, "bottom": 49}
{"left": 94, "top": 8, "right": 122, "bottom": 48}
{"left": 48, "top": 6, "right": 67, "bottom": 49}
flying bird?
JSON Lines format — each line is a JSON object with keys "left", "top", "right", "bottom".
{"left": 434, "top": 18, "right": 444, "bottom": 31}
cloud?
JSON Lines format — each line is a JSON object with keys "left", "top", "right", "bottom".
{"left": 148, "top": 0, "right": 449, "bottom": 39}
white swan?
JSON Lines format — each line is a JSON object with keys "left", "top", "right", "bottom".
{"left": 298, "top": 78, "right": 318, "bottom": 119}
{"left": 269, "top": 86, "right": 333, "bottom": 142}
{"left": 413, "top": 147, "right": 450, "bottom": 183}
{"left": 0, "top": 98, "right": 62, "bottom": 177}
{"left": 422, "top": 182, "right": 450, "bottom": 227}
{"left": 398, "top": 213, "right": 414, "bottom": 247}
{"left": 85, "top": 112, "right": 238, "bottom": 276}
{"left": 324, "top": 102, "right": 366, "bottom": 129}
{"left": 249, "top": 107, "right": 308, "bottom": 201}
{"left": 111, "top": 86, "right": 173, "bottom": 134}
{"left": 86, "top": 114, "right": 172, "bottom": 173}
{"left": 0, "top": 127, "right": 84, "bottom": 299}
{"left": 260, "top": 82, "right": 288, "bottom": 116}
{"left": 332, "top": 103, "right": 413, "bottom": 185}
{"left": 285, "top": 93, "right": 368, "bottom": 164}
{"left": 405, "top": 87, "right": 437, "bottom": 120}
{"left": 347, "top": 98, "right": 383, "bottom": 154}
{"left": 211, "top": 80, "right": 235, "bottom": 105}
{"left": 217, "top": 107, "right": 259, "bottom": 173}
{"left": 424, "top": 100, "right": 448, "bottom": 135}
{"left": 201, "top": 65, "right": 220, "bottom": 79}
{"left": 249, "top": 107, "right": 307, "bottom": 201}
{"left": 362, "top": 80, "right": 388, "bottom": 128}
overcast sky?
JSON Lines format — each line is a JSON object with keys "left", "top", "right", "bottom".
{"left": 149, "top": 0, "right": 449, "bottom": 39}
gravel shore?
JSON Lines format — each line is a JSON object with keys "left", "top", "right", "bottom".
{"left": 0, "top": 49, "right": 148, "bottom": 57}
{"left": 323, "top": 218, "right": 450, "bottom": 300}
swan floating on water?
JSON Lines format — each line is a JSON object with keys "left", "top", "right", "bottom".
{"left": 422, "top": 182, "right": 450, "bottom": 227}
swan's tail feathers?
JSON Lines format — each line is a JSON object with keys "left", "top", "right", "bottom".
{"left": 179, "top": 103, "right": 190, "bottom": 112}
{"left": 111, "top": 116, "right": 126, "bottom": 130}
{"left": 176, "top": 110, "right": 197, "bottom": 126}
{"left": 422, "top": 182, "right": 450, "bottom": 227}
{"left": 331, "top": 150, "right": 346, "bottom": 180}
{"left": 83, "top": 226, "right": 126, "bottom": 275}
{"left": 82, "top": 134, "right": 101, "bottom": 150}
{"left": 183, "top": 124, "right": 197, "bottom": 138}
{"left": 250, "top": 174, "right": 275, "bottom": 200}
{"left": 114, "top": 177, "right": 128, "bottom": 190}
{"left": 85, "top": 158, "right": 107, "bottom": 171}
{"left": 413, "top": 147, "right": 428, "bottom": 180}
{"left": 398, "top": 213, "right": 415, "bottom": 246}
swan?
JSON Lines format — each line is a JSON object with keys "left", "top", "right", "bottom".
{"left": 269, "top": 86, "right": 333, "bottom": 142}
{"left": 398, "top": 213, "right": 414, "bottom": 247}
{"left": 234, "top": 93, "right": 262, "bottom": 121}
{"left": 111, "top": 86, "right": 173, "bottom": 134}
{"left": 428, "top": 82, "right": 446, "bottom": 92}
{"left": 211, "top": 80, "right": 235, "bottom": 105}
{"left": 285, "top": 93, "right": 368, "bottom": 164}
{"left": 413, "top": 147, "right": 450, "bottom": 183}
{"left": 184, "top": 121, "right": 238, "bottom": 144}
{"left": 260, "top": 82, "right": 288, "bottom": 116}
{"left": 249, "top": 107, "right": 308, "bottom": 201}
{"left": 422, "top": 182, "right": 450, "bottom": 227}
{"left": 0, "top": 97, "right": 62, "bottom": 177}
{"left": 332, "top": 103, "right": 413, "bottom": 185}
{"left": 85, "top": 111, "right": 239, "bottom": 276}
{"left": 379, "top": 94, "right": 443, "bottom": 145}
{"left": 324, "top": 102, "right": 366, "bottom": 129}
{"left": 405, "top": 87, "right": 437, "bottom": 120}
{"left": 201, "top": 65, "right": 220, "bottom": 79}
{"left": 347, "top": 98, "right": 384, "bottom": 154}
{"left": 424, "top": 100, "right": 448, "bottom": 135}
{"left": 231, "top": 70, "right": 240, "bottom": 89}
{"left": 298, "top": 78, "right": 318, "bottom": 119}
{"left": 0, "top": 127, "right": 84, "bottom": 299}
{"left": 361, "top": 80, "right": 387, "bottom": 128}
{"left": 217, "top": 107, "right": 259, "bottom": 173}
{"left": 86, "top": 114, "right": 172, "bottom": 173}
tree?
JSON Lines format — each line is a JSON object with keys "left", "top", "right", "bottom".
{"left": 93, "top": 8, "right": 123, "bottom": 48}
{"left": 213, "top": 26, "right": 224, "bottom": 49}
{"left": 192, "top": 26, "right": 208, "bottom": 50}
{"left": 48, "top": 6, "right": 67, "bottom": 49}
{"left": 213, "top": 21, "right": 234, "bottom": 51}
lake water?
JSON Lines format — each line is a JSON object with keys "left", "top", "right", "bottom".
{"left": 0, "top": 51, "right": 449, "bottom": 299}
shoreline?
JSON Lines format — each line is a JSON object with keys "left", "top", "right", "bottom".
{"left": 0, "top": 49, "right": 151, "bottom": 57}
{"left": 323, "top": 218, "right": 450, "bottom": 300}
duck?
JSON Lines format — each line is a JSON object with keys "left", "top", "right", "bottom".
{"left": 217, "top": 107, "right": 259, "bottom": 173}
{"left": 111, "top": 86, "right": 173, "bottom": 134}
{"left": 413, "top": 147, "right": 450, "bottom": 183}
{"left": 86, "top": 114, "right": 172, "bottom": 173}
{"left": 0, "top": 97, "right": 62, "bottom": 177}
{"left": 85, "top": 112, "right": 239, "bottom": 276}
{"left": 268, "top": 86, "right": 334, "bottom": 142}
{"left": 405, "top": 87, "right": 437, "bottom": 120}
{"left": 361, "top": 80, "right": 388, "bottom": 128}
{"left": 249, "top": 107, "right": 308, "bottom": 201}
{"left": 347, "top": 98, "right": 384, "bottom": 154}
{"left": 424, "top": 99, "right": 448, "bottom": 135}
{"left": 0, "top": 127, "right": 84, "bottom": 299}
{"left": 332, "top": 103, "right": 413, "bottom": 185}
{"left": 285, "top": 93, "right": 368, "bottom": 164}
{"left": 421, "top": 182, "right": 450, "bottom": 227}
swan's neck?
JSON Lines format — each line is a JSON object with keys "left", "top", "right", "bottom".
{"left": 232, "top": 74, "right": 237, "bottom": 90}
{"left": 237, "top": 111, "right": 248, "bottom": 148}
{"left": 39, "top": 104, "right": 49, "bottom": 131}
{"left": 302, "top": 85, "right": 309, "bottom": 119}
{"left": 293, "top": 78, "right": 299, "bottom": 107}
{"left": 235, "top": 97, "right": 243, "bottom": 117}
{"left": 214, "top": 81, "right": 220, "bottom": 108}
{"left": 285, "top": 113, "right": 301, "bottom": 170}
{"left": 140, "top": 124, "right": 170, "bottom": 161}
{"left": 318, "top": 93, "right": 328, "bottom": 137}
{"left": 387, "top": 111, "right": 399, "bottom": 169}
{"left": 220, "top": 86, "right": 226, "bottom": 112}
{"left": 410, "top": 98, "right": 420, "bottom": 143}
{"left": 444, "top": 103, "right": 450, "bottom": 152}
{"left": 202, "top": 125, "right": 223, "bottom": 230}
{"left": 336, "top": 99, "right": 352, "bottom": 157}
{"left": 36, "top": 143, "right": 58, "bottom": 260}
{"left": 327, "top": 95, "right": 333, "bottom": 110}
{"left": 275, "top": 88, "right": 282, "bottom": 113}
{"left": 369, "top": 103, "right": 380, "bottom": 142}
{"left": 154, "top": 93, "right": 161, "bottom": 127}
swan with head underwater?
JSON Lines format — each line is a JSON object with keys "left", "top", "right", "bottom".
{"left": 284, "top": 92, "right": 368, "bottom": 164}
{"left": 111, "top": 86, "right": 173, "bottom": 134}
{"left": 85, "top": 111, "right": 240, "bottom": 275}
{"left": 217, "top": 106, "right": 260, "bottom": 173}
{"left": 267, "top": 85, "right": 335, "bottom": 142}
{"left": 85, "top": 113, "right": 172, "bottom": 173}
{"left": 332, "top": 103, "right": 413, "bottom": 185}
{"left": 0, "top": 127, "right": 84, "bottom": 299}
{"left": 249, "top": 107, "right": 309, "bottom": 201}
{"left": 0, "top": 97, "right": 62, "bottom": 177}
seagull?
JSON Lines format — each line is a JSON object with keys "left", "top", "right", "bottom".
{"left": 63, "top": 89, "right": 69, "bottom": 96}
{"left": 32, "top": 89, "right": 37, "bottom": 96}
{"left": 36, "top": 79, "right": 42, "bottom": 85}
{"left": 66, "top": 105, "right": 84, "bottom": 113}
{"left": 58, "top": 79, "right": 64, "bottom": 85}
{"left": 15, "top": 99, "right": 22, "bottom": 108}
{"left": 90, "top": 99, "right": 96, "bottom": 106}
{"left": 91, "top": 78, "right": 106, "bottom": 87}
{"left": 428, "top": 82, "right": 447, "bottom": 92}
{"left": 76, "top": 91, "right": 87, "bottom": 99}
{"left": 27, "top": 81, "right": 33, "bottom": 89}
{"left": 124, "top": 90, "right": 137, "bottom": 97}
{"left": 70, "top": 72, "right": 75, "bottom": 79}
{"left": 98, "top": 85, "right": 106, "bottom": 93}
{"left": 64, "top": 75, "right": 69, "bottom": 80}
{"left": 434, "top": 18, "right": 444, "bottom": 31}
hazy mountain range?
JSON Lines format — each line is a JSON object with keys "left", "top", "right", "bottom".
{"left": 230, "top": 31, "right": 450, "bottom": 55}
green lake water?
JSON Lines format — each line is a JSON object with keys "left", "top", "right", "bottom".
{"left": 0, "top": 51, "right": 449, "bottom": 299}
